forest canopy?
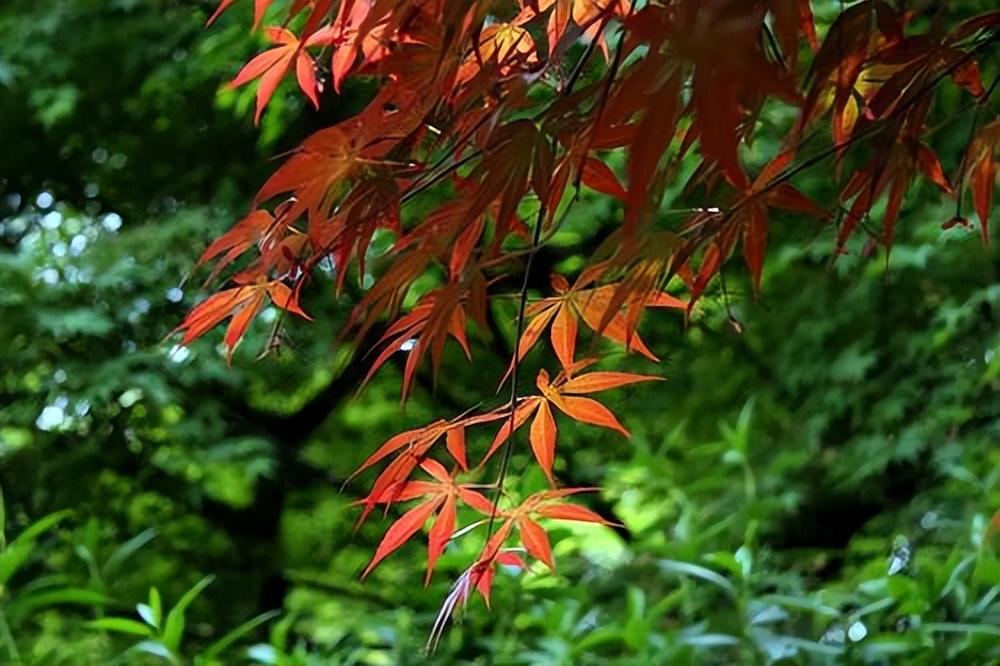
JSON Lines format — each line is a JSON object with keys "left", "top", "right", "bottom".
{"left": 0, "top": 1, "right": 998, "bottom": 665}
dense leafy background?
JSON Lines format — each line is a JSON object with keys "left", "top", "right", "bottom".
{"left": 1, "top": 1, "right": 998, "bottom": 665}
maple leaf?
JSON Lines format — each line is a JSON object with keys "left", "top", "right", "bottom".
{"left": 194, "top": 203, "right": 298, "bottom": 286}
{"left": 615, "top": 62, "right": 682, "bottom": 232}
{"left": 171, "top": 279, "right": 311, "bottom": 362}
{"left": 516, "top": 0, "right": 629, "bottom": 55}
{"left": 725, "top": 150, "right": 826, "bottom": 296}
{"left": 810, "top": 26, "right": 988, "bottom": 155}
{"left": 513, "top": 271, "right": 685, "bottom": 374}
{"left": 478, "top": 487, "right": 615, "bottom": 570}
{"left": 390, "top": 198, "right": 487, "bottom": 283}
{"left": 306, "top": 0, "right": 391, "bottom": 93}
{"left": 196, "top": 2, "right": 1000, "bottom": 640}
{"left": 485, "top": 363, "right": 661, "bottom": 484}
{"left": 360, "top": 459, "right": 493, "bottom": 582}
{"left": 305, "top": 173, "right": 402, "bottom": 294}
{"left": 349, "top": 411, "right": 505, "bottom": 526}
{"left": 463, "top": 121, "right": 549, "bottom": 245}
{"left": 838, "top": 122, "right": 953, "bottom": 253}
{"left": 428, "top": 486, "right": 611, "bottom": 646}
{"left": 342, "top": 200, "right": 494, "bottom": 394}
{"left": 580, "top": 157, "right": 627, "bottom": 201}
{"left": 229, "top": 26, "right": 320, "bottom": 124}
{"left": 948, "top": 11, "right": 1000, "bottom": 45}
{"left": 767, "top": 0, "right": 818, "bottom": 66}
{"left": 865, "top": 38, "right": 986, "bottom": 118}
{"left": 668, "top": 180, "right": 813, "bottom": 307}
{"left": 799, "top": 0, "right": 891, "bottom": 145}
{"left": 455, "top": 23, "right": 539, "bottom": 88}
{"left": 207, "top": 0, "right": 273, "bottom": 28}
{"left": 525, "top": 142, "right": 626, "bottom": 226}
{"left": 196, "top": 209, "right": 276, "bottom": 271}
{"left": 962, "top": 118, "right": 1000, "bottom": 245}
{"left": 427, "top": 549, "right": 528, "bottom": 650}
{"left": 344, "top": 246, "right": 439, "bottom": 346}
{"left": 208, "top": 0, "right": 332, "bottom": 31}
{"left": 666, "top": 0, "right": 800, "bottom": 189}
{"left": 256, "top": 128, "right": 376, "bottom": 222}
{"left": 358, "top": 280, "right": 490, "bottom": 400}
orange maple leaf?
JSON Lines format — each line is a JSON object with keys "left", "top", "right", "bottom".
{"left": 485, "top": 363, "right": 661, "bottom": 484}
{"left": 229, "top": 27, "right": 320, "bottom": 124}
{"left": 513, "top": 271, "right": 685, "bottom": 373}
{"left": 172, "top": 279, "right": 311, "bottom": 362}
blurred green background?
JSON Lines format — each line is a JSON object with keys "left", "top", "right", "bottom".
{"left": 0, "top": 1, "right": 998, "bottom": 664}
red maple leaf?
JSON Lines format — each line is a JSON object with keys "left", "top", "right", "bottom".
{"left": 229, "top": 27, "right": 320, "bottom": 124}
{"left": 172, "top": 278, "right": 311, "bottom": 362}
{"left": 360, "top": 459, "right": 494, "bottom": 582}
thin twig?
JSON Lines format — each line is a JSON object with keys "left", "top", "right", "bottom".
{"left": 485, "top": 196, "right": 548, "bottom": 538}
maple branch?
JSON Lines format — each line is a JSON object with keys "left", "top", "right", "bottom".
{"left": 478, "top": 13, "right": 641, "bottom": 537}
{"left": 185, "top": 2, "right": 1000, "bottom": 624}
{"left": 674, "top": 28, "right": 1000, "bottom": 273}
{"left": 486, "top": 197, "right": 549, "bottom": 538}
{"left": 771, "top": 31, "right": 1000, "bottom": 200}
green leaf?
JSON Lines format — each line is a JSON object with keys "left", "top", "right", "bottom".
{"left": 681, "top": 633, "right": 740, "bottom": 648}
{"left": 939, "top": 554, "right": 976, "bottom": 600}
{"left": 161, "top": 575, "right": 214, "bottom": 653}
{"left": 853, "top": 597, "right": 894, "bottom": 618}
{"left": 149, "top": 587, "right": 162, "bottom": 626}
{"left": 769, "top": 635, "right": 845, "bottom": 656}
{"left": 859, "top": 636, "right": 922, "bottom": 658}
{"left": 763, "top": 594, "right": 839, "bottom": 618}
{"left": 268, "top": 612, "right": 296, "bottom": 653}
{"left": 195, "top": 609, "right": 280, "bottom": 665}
{"left": 572, "top": 626, "right": 624, "bottom": 653}
{"left": 658, "top": 559, "right": 736, "bottom": 598}
{"left": 0, "top": 483, "right": 6, "bottom": 552}
{"left": 102, "top": 528, "right": 157, "bottom": 578}
{"left": 7, "top": 587, "right": 111, "bottom": 621}
{"left": 9, "top": 510, "right": 73, "bottom": 545}
{"left": 971, "top": 585, "right": 1000, "bottom": 615}
{"left": 137, "top": 603, "right": 159, "bottom": 629}
{"left": 0, "top": 510, "right": 72, "bottom": 584}
{"left": 86, "top": 617, "right": 153, "bottom": 637}
{"left": 923, "top": 622, "right": 1000, "bottom": 636}
{"left": 134, "top": 639, "right": 179, "bottom": 664}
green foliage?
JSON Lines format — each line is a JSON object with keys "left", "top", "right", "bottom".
{"left": 88, "top": 575, "right": 280, "bottom": 666}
